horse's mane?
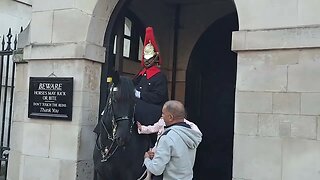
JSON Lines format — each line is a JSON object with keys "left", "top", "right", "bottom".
{"left": 94, "top": 76, "right": 135, "bottom": 135}
{"left": 113, "top": 76, "right": 135, "bottom": 102}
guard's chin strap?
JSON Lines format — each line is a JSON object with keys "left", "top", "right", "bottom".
{"left": 143, "top": 54, "right": 159, "bottom": 68}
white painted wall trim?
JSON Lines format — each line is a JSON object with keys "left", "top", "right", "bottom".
{"left": 232, "top": 26, "right": 320, "bottom": 51}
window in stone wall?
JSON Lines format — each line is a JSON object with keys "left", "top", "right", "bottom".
{"left": 113, "top": 12, "right": 145, "bottom": 62}
{"left": 123, "top": 17, "right": 131, "bottom": 58}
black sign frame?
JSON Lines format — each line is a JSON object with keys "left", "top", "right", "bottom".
{"left": 28, "top": 77, "right": 73, "bottom": 121}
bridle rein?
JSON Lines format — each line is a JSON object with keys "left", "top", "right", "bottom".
{"left": 96, "top": 83, "right": 136, "bottom": 162}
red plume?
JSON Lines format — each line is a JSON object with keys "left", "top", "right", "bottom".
{"left": 142, "top": 27, "right": 162, "bottom": 66}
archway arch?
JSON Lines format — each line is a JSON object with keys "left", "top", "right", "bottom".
{"left": 185, "top": 11, "right": 239, "bottom": 179}
{"left": 94, "top": 0, "right": 239, "bottom": 178}
{"left": 95, "top": 0, "right": 132, "bottom": 111}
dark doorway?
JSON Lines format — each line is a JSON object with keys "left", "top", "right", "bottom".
{"left": 185, "top": 12, "right": 238, "bottom": 180}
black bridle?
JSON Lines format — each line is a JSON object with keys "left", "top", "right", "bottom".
{"left": 96, "top": 83, "right": 136, "bottom": 162}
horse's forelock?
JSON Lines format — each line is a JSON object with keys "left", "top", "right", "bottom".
{"left": 114, "top": 76, "right": 135, "bottom": 102}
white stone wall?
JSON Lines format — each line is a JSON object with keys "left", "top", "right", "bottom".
{"left": 9, "top": 59, "right": 101, "bottom": 180}
{"left": 233, "top": 0, "right": 320, "bottom": 179}
{"left": 8, "top": 0, "right": 114, "bottom": 179}
{"left": 235, "top": 0, "right": 320, "bottom": 30}
{"left": 27, "top": 0, "right": 109, "bottom": 63}
{"left": 0, "top": 0, "right": 31, "bottom": 35}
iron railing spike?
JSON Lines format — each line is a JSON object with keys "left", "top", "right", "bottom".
{"left": 14, "top": 35, "right": 17, "bottom": 50}
{"left": 6, "top": 28, "right": 13, "bottom": 51}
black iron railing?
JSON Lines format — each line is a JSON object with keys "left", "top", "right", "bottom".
{"left": 0, "top": 28, "right": 20, "bottom": 180}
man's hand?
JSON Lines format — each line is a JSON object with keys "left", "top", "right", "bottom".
{"left": 144, "top": 149, "right": 155, "bottom": 159}
{"left": 135, "top": 89, "right": 141, "bottom": 98}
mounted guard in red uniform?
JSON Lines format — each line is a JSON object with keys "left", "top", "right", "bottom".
{"left": 133, "top": 27, "right": 169, "bottom": 145}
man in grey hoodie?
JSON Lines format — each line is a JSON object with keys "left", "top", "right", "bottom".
{"left": 144, "top": 100, "right": 202, "bottom": 180}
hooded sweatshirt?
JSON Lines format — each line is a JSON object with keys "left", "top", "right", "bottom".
{"left": 144, "top": 122, "right": 202, "bottom": 180}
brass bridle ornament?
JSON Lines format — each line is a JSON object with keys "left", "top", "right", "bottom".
{"left": 96, "top": 83, "right": 136, "bottom": 162}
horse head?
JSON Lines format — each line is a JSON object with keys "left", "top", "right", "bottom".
{"left": 94, "top": 72, "right": 151, "bottom": 180}
{"left": 108, "top": 74, "right": 136, "bottom": 147}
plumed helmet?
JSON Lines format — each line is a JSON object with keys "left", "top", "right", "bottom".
{"left": 143, "top": 42, "right": 156, "bottom": 60}
{"left": 142, "top": 27, "right": 162, "bottom": 66}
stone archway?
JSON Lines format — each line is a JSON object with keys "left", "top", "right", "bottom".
{"left": 186, "top": 12, "right": 238, "bottom": 179}
{"left": 96, "top": 0, "right": 240, "bottom": 179}
{"left": 8, "top": 0, "right": 320, "bottom": 179}
{"left": 6, "top": 0, "right": 242, "bottom": 179}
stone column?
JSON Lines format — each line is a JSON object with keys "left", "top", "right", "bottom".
{"left": 7, "top": 0, "right": 118, "bottom": 179}
{"left": 233, "top": 0, "right": 320, "bottom": 180}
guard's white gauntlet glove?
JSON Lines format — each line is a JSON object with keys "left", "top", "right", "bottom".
{"left": 135, "top": 89, "right": 141, "bottom": 98}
